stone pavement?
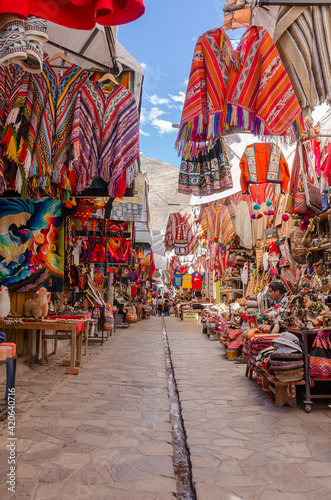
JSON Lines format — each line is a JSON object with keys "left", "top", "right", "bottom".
{"left": 166, "top": 317, "right": 331, "bottom": 500}
{"left": 0, "top": 315, "right": 331, "bottom": 499}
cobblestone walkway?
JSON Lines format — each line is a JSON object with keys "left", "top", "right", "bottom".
{"left": 0, "top": 316, "right": 331, "bottom": 499}
{"left": 166, "top": 317, "right": 331, "bottom": 500}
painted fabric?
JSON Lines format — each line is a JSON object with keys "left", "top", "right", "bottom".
{"left": 239, "top": 143, "right": 290, "bottom": 194}
{"left": 178, "top": 138, "right": 233, "bottom": 196}
{"left": 164, "top": 213, "right": 198, "bottom": 255}
{"left": 176, "top": 25, "right": 305, "bottom": 158}
{"left": 135, "top": 243, "right": 155, "bottom": 279}
{"left": 107, "top": 237, "right": 132, "bottom": 266}
{"left": 182, "top": 274, "right": 192, "bottom": 289}
{"left": 192, "top": 273, "right": 203, "bottom": 290}
{"left": 174, "top": 273, "right": 183, "bottom": 287}
{"left": 0, "top": 198, "right": 64, "bottom": 291}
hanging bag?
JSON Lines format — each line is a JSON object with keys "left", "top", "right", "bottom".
{"left": 103, "top": 305, "right": 114, "bottom": 331}
{"left": 309, "top": 330, "right": 331, "bottom": 379}
{"left": 296, "top": 143, "right": 322, "bottom": 214}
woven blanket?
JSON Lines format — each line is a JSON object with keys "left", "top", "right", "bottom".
{"left": 270, "top": 360, "right": 304, "bottom": 371}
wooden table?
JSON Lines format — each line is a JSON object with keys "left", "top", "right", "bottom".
{"left": 0, "top": 317, "right": 90, "bottom": 375}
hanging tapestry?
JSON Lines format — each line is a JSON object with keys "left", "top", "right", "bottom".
{"left": 134, "top": 243, "right": 155, "bottom": 279}
{"left": 0, "top": 197, "right": 64, "bottom": 291}
{"left": 78, "top": 236, "right": 106, "bottom": 263}
{"left": 107, "top": 237, "right": 132, "bottom": 266}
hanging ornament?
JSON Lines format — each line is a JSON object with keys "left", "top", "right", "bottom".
{"left": 282, "top": 214, "right": 290, "bottom": 221}
{"left": 251, "top": 203, "right": 262, "bottom": 220}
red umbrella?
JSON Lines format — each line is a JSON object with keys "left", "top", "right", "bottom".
{"left": 1, "top": 0, "right": 145, "bottom": 30}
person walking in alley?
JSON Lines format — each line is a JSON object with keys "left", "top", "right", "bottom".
{"left": 163, "top": 299, "right": 170, "bottom": 316}
{"left": 157, "top": 296, "right": 163, "bottom": 316}
{"left": 151, "top": 296, "right": 157, "bottom": 316}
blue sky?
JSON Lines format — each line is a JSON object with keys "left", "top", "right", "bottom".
{"left": 118, "top": 0, "right": 244, "bottom": 169}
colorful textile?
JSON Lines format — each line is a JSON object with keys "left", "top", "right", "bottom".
{"left": 107, "top": 237, "right": 132, "bottom": 266}
{"left": 174, "top": 273, "right": 183, "bottom": 287}
{"left": 273, "top": 6, "right": 331, "bottom": 117}
{"left": 135, "top": 243, "right": 155, "bottom": 278}
{"left": 192, "top": 273, "right": 202, "bottom": 290}
{"left": 239, "top": 143, "right": 290, "bottom": 194}
{"left": 176, "top": 25, "right": 305, "bottom": 158}
{"left": 200, "top": 204, "right": 234, "bottom": 247}
{"left": 2, "top": 59, "right": 90, "bottom": 196}
{"left": 279, "top": 240, "right": 297, "bottom": 293}
{"left": 178, "top": 138, "right": 233, "bottom": 196}
{"left": 164, "top": 213, "right": 198, "bottom": 255}
{"left": 98, "top": 83, "right": 139, "bottom": 198}
{"left": 0, "top": 198, "right": 64, "bottom": 291}
{"left": 182, "top": 274, "right": 192, "bottom": 289}
{"left": 231, "top": 200, "right": 252, "bottom": 249}
{"left": 309, "top": 330, "right": 331, "bottom": 379}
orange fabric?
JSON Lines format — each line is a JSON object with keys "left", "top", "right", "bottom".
{"left": 240, "top": 143, "right": 290, "bottom": 194}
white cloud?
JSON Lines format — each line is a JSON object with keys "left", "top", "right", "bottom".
{"left": 169, "top": 91, "right": 185, "bottom": 104}
{"left": 140, "top": 129, "right": 150, "bottom": 137}
{"left": 191, "top": 36, "right": 197, "bottom": 42}
{"left": 152, "top": 119, "right": 176, "bottom": 135}
{"left": 149, "top": 106, "right": 165, "bottom": 121}
{"left": 140, "top": 62, "right": 148, "bottom": 70}
{"left": 140, "top": 107, "right": 147, "bottom": 125}
{"left": 146, "top": 94, "right": 170, "bottom": 106}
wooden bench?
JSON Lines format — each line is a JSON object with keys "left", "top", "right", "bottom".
{"left": 245, "top": 365, "right": 305, "bottom": 407}
{"left": 267, "top": 378, "right": 305, "bottom": 408}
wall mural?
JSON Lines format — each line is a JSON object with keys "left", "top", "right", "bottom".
{"left": 0, "top": 198, "right": 64, "bottom": 292}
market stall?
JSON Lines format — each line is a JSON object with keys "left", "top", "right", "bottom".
{"left": 167, "top": 3, "right": 331, "bottom": 411}
{"left": 0, "top": 5, "right": 146, "bottom": 373}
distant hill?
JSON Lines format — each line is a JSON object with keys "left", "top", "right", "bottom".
{"left": 140, "top": 157, "right": 193, "bottom": 231}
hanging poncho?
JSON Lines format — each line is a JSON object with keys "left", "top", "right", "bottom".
{"left": 69, "top": 80, "right": 139, "bottom": 198}
{"left": 176, "top": 26, "right": 305, "bottom": 158}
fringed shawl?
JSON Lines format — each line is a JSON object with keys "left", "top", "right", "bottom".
{"left": 176, "top": 26, "right": 305, "bottom": 158}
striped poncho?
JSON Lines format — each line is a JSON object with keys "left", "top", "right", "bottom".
{"left": 69, "top": 81, "right": 139, "bottom": 198}
{"left": 2, "top": 59, "right": 89, "bottom": 196}
{"left": 164, "top": 213, "right": 198, "bottom": 255}
{"left": 200, "top": 204, "right": 234, "bottom": 248}
{"left": 176, "top": 26, "right": 305, "bottom": 158}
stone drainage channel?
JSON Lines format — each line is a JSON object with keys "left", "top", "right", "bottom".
{"left": 162, "top": 318, "right": 196, "bottom": 500}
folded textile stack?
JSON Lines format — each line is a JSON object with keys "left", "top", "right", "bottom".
{"left": 201, "top": 309, "right": 219, "bottom": 334}
{"left": 270, "top": 333, "right": 304, "bottom": 382}
{"left": 246, "top": 333, "right": 281, "bottom": 374}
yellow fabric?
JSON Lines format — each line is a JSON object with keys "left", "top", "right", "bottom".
{"left": 182, "top": 275, "right": 192, "bottom": 289}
